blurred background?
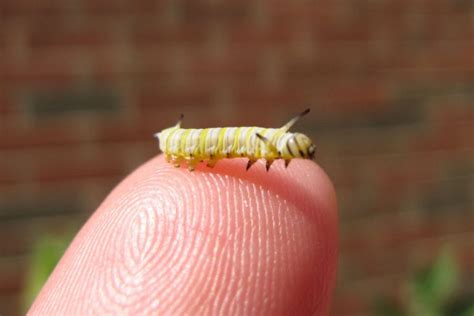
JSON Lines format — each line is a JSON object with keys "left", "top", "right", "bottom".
{"left": 0, "top": 0, "right": 473, "bottom": 315}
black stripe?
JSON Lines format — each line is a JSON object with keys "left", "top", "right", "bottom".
{"left": 294, "top": 136, "right": 306, "bottom": 157}
{"left": 286, "top": 140, "right": 295, "bottom": 157}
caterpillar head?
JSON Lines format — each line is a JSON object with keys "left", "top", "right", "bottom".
{"left": 294, "top": 133, "right": 316, "bottom": 160}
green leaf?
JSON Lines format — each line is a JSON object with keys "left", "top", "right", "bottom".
{"left": 22, "top": 234, "right": 73, "bottom": 311}
{"left": 373, "top": 297, "right": 404, "bottom": 316}
{"left": 459, "top": 305, "right": 474, "bottom": 316}
{"left": 409, "top": 247, "right": 458, "bottom": 316}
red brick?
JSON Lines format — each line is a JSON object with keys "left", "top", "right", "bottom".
{"left": 33, "top": 152, "right": 125, "bottom": 183}
{"left": 0, "top": 123, "right": 81, "bottom": 149}
{"left": 80, "top": 0, "right": 132, "bottom": 15}
{"left": 0, "top": 57, "right": 76, "bottom": 87}
{"left": 267, "top": 1, "right": 335, "bottom": 21}
{"left": 0, "top": 165, "right": 19, "bottom": 185}
{"left": 227, "top": 24, "right": 296, "bottom": 47}
{"left": 135, "top": 105, "right": 226, "bottom": 131}
{"left": 341, "top": 213, "right": 474, "bottom": 262}
{"left": 0, "top": 30, "right": 6, "bottom": 56}
{"left": 331, "top": 293, "right": 369, "bottom": 316}
{"left": 332, "top": 273, "right": 406, "bottom": 315}
{"left": 95, "top": 120, "right": 165, "bottom": 146}
{"left": 283, "top": 45, "right": 387, "bottom": 81}
{"left": 89, "top": 60, "right": 124, "bottom": 84}
{"left": 136, "top": 86, "right": 214, "bottom": 111}
{"left": 408, "top": 0, "right": 474, "bottom": 14}
{"left": 235, "top": 87, "right": 309, "bottom": 110}
{"left": 0, "top": 214, "right": 79, "bottom": 255}
{"left": 132, "top": 23, "right": 211, "bottom": 46}
{"left": 28, "top": 26, "right": 117, "bottom": 50}
{"left": 0, "top": 294, "right": 21, "bottom": 316}
{"left": 318, "top": 80, "right": 391, "bottom": 113}
{"left": 415, "top": 41, "right": 474, "bottom": 69}
{"left": 432, "top": 105, "right": 474, "bottom": 126}
{"left": 115, "top": 46, "right": 187, "bottom": 84}
{"left": 188, "top": 52, "right": 261, "bottom": 78}
{"left": 314, "top": 24, "right": 373, "bottom": 42}
{"left": 180, "top": 0, "right": 252, "bottom": 22}
{"left": 0, "top": 0, "right": 72, "bottom": 15}
{"left": 0, "top": 257, "right": 25, "bottom": 293}
{"left": 377, "top": 157, "right": 437, "bottom": 191}
{"left": 459, "top": 237, "right": 474, "bottom": 268}
{"left": 127, "top": 1, "right": 167, "bottom": 14}
{"left": 413, "top": 121, "right": 474, "bottom": 151}
{"left": 0, "top": 92, "right": 15, "bottom": 116}
{"left": 54, "top": 0, "right": 165, "bottom": 15}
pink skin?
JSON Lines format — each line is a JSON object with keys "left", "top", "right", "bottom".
{"left": 29, "top": 155, "right": 338, "bottom": 315}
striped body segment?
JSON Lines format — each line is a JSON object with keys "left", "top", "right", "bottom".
{"left": 155, "top": 109, "right": 316, "bottom": 171}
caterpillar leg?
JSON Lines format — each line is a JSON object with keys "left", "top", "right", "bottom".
{"left": 206, "top": 159, "right": 217, "bottom": 168}
{"left": 170, "top": 155, "right": 183, "bottom": 168}
{"left": 186, "top": 158, "right": 198, "bottom": 171}
{"left": 246, "top": 159, "right": 257, "bottom": 170}
{"left": 266, "top": 160, "right": 274, "bottom": 171}
{"left": 284, "top": 159, "right": 291, "bottom": 168}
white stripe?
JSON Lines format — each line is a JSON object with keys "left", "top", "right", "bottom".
{"left": 224, "top": 128, "right": 236, "bottom": 154}
{"left": 186, "top": 129, "right": 201, "bottom": 155}
{"left": 206, "top": 128, "right": 220, "bottom": 154}
{"left": 248, "top": 127, "right": 262, "bottom": 156}
{"left": 277, "top": 133, "right": 293, "bottom": 153}
{"left": 239, "top": 127, "right": 249, "bottom": 153}
{"left": 157, "top": 130, "right": 168, "bottom": 152}
{"left": 171, "top": 129, "right": 184, "bottom": 153}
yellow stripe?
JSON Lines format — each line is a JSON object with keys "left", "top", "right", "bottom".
{"left": 217, "top": 127, "right": 227, "bottom": 156}
{"left": 245, "top": 127, "right": 255, "bottom": 157}
{"left": 180, "top": 129, "right": 191, "bottom": 156}
{"left": 233, "top": 127, "right": 241, "bottom": 155}
{"left": 193, "top": 130, "right": 201, "bottom": 156}
{"left": 272, "top": 129, "right": 284, "bottom": 143}
{"left": 272, "top": 129, "right": 285, "bottom": 155}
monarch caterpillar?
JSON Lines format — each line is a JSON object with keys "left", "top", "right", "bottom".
{"left": 155, "top": 109, "right": 316, "bottom": 171}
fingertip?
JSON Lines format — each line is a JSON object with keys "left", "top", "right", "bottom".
{"left": 30, "top": 155, "right": 338, "bottom": 315}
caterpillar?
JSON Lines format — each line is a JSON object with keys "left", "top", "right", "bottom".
{"left": 155, "top": 109, "right": 316, "bottom": 171}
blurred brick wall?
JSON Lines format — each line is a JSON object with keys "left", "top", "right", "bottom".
{"left": 0, "top": 0, "right": 473, "bottom": 315}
